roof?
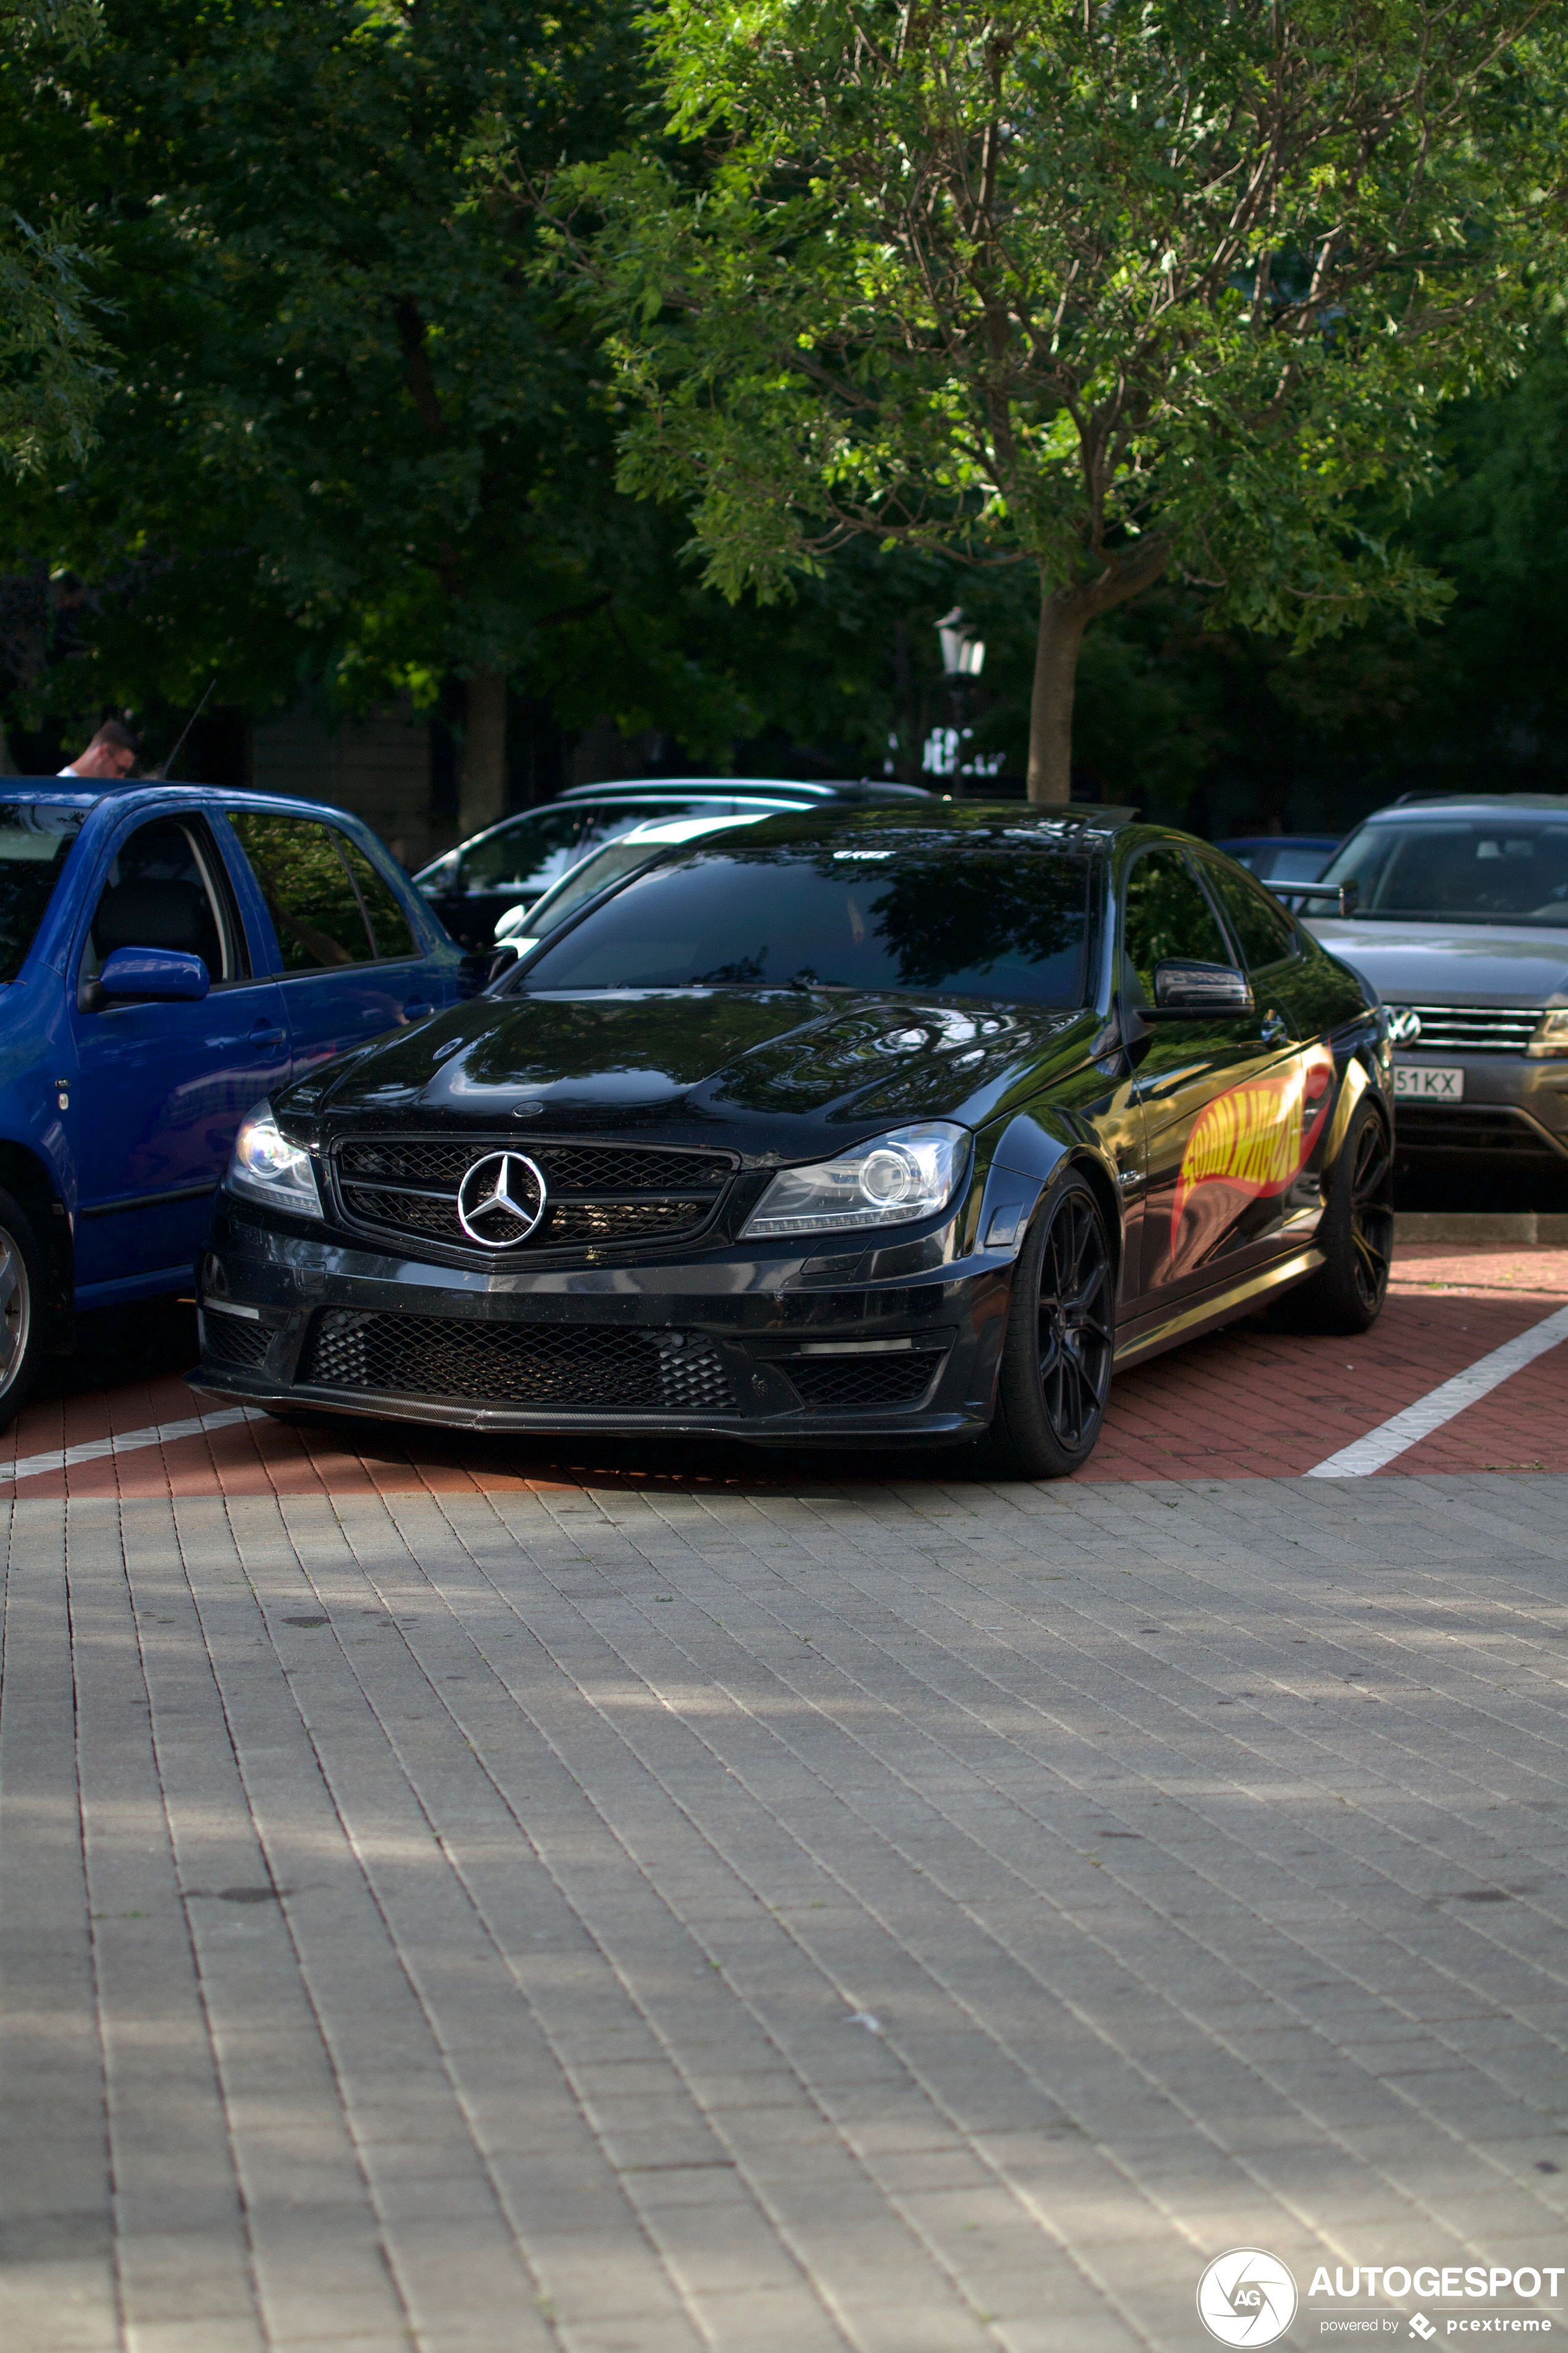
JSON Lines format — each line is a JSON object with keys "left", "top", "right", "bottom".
{"left": 1374, "top": 794, "right": 1568, "bottom": 819}
{"left": 0, "top": 779, "right": 108, "bottom": 809}
{"left": 670, "top": 800, "right": 1137, "bottom": 850}
{"left": 553, "top": 777, "right": 936, "bottom": 804}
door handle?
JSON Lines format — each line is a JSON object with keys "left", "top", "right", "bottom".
{"left": 402, "top": 1000, "right": 435, "bottom": 1022}
{"left": 1259, "top": 1012, "right": 1289, "bottom": 1045}
{"left": 249, "top": 1021, "right": 286, "bottom": 1051}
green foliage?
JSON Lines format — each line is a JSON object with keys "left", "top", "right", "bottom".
{"left": 0, "top": 0, "right": 113, "bottom": 479}
{"left": 1, "top": 0, "right": 674, "bottom": 731}
{"left": 557, "top": 0, "right": 1568, "bottom": 792}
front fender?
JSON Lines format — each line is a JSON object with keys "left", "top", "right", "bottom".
{"left": 972, "top": 1110, "right": 1085, "bottom": 1257}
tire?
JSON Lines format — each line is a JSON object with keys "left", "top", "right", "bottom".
{"left": 0, "top": 1187, "right": 46, "bottom": 1434}
{"left": 985, "top": 1171, "right": 1116, "bottom": 1478}
{"left": 1282, "top": 1097, "right": 1393, "bottom": 1334}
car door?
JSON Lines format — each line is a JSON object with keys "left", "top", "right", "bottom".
{"left": 224, "top": 808, "right": 438, "bottom": 1079}
{"left": 1200, "top": 850, "right": 1356, "bottom": 1252}
{"left": 1122, "top": 846, "right": 1313, "bottom": 1306}
{"left": 68, "top": 808, "right": 291, "bottom": 1294}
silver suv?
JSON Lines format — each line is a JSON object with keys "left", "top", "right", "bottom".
{"left": 1307, "top": 794, "right": 1568, "bottom": 1163}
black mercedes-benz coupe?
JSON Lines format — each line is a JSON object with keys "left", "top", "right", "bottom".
{"left": 191, "top": 805, "right": 1395, "bottom": 1477}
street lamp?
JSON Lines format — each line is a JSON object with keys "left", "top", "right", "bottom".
{"left": 935, "top": 608, "right": 986, "bottom": 680}
{"left": 929, "top": 609, "right": 986, "bottom": 784}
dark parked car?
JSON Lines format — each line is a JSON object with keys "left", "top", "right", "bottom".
{"left": 193, "top": 806, "right": 1393, "bottom": 1478}
{"left": 414, "top": 776, "right": 938, "bottom": 947}
{"left": 1308, "top": 793, "right": 1568, "bottom": 1164}
{"left": 1222, "top": 835, "right": 1341, "bottom": 887}
{"left": 0, "top": 779, "right": 465, "bottom": 1427}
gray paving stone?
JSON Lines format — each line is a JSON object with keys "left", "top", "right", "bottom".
{"left": 10, "top": 1478, "right": 1568, "bottom": 2347}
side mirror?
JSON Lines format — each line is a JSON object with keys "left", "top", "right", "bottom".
{"left": 98, "top": 945, "right": 211, "bottom": 1003}
{"left": 456, "top": 942, "right": 522, "bottom": 997}
{"left": 1148, "top": 959, "right": 1254, "bottom": 1019}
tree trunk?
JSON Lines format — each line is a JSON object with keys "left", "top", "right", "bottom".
{"left": 459, "top": 667, "right": 507, "bottom": 837}
{"left": 1027, "top": 579, "right": 1088, "bottom": 805}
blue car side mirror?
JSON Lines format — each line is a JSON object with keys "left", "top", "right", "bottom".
{"left": 97, "top": 945, "right": 212, "bottom": 1003}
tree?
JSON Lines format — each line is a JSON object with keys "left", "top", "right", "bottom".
{"left": 558, "top": 0, "right": 1568, "bottom": 801}
{"left": 0, "top": 0, "right": 111, "bottom": 482}
{"left": 1, "top": 0, "right": 660, "bottom": 827}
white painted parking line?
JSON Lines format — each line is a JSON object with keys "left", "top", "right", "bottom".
{"left": 1306, "top": 1302, "right": 1568, "bottom": 1478}
{"left": 0, "top": 1405, "right": 263, "bottom": 1489}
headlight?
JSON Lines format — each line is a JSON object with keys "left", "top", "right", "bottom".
{"left": 1527, "top": 1011, "right": 1568, "bottom": 1059}
{"left": 227, "top": 1101, "right": 322, "bottom": 1218}
{"left": 741, "top": 1122, "right": 970, "bottom": 1238}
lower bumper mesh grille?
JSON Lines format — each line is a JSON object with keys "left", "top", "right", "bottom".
{"left": 301, "top": 1311, "right": 737, "bottom": 1413}
{"left": 201, "top": 1313, "right": 270, "bottom": 1370}
{"left": 783, "top": 1352, "right": 941, "bottom": 1410}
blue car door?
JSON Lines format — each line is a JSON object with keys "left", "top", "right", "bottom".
{"left": 223, "top": 808, "right": 438, "bottom": 1078}
{"left": 68, "top": 806, "right": 290, "bottom": 1297}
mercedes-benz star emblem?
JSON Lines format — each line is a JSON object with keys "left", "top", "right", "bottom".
{"left": 456, "top": 1151, "right": 547, "bottom": 1248}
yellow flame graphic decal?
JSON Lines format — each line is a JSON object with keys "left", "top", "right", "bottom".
{"left": 1172, "top": 1046, "right": 1335, "bottom": 1250}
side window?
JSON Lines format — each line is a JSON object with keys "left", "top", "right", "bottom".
{"left": 458, "top": 808, "right": 589, "bottom": 896}
{"left": 85, "top": 816, "right": 244, "bottom": 987}
{"left": 1120, "top": 850, "right": 1230, "bottom": 1008}
{"left": 228, "top": 811, "right": 373, "bottom": 972}
{"left": 1204, "top": 857, "right": 1301, "bottom": 972}
{"left": 338, "top": 837, "right": 417, "bottom": 961}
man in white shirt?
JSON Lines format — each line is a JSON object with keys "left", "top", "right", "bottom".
{"left": 59, "top": 717, "right": 139, "bottom": 779}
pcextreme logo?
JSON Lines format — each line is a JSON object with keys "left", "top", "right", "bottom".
{"left": 1198, "top": 2248, "right": 1300, "bottom": 2346}
{"left": 1171, "top": 1044, "right": 1335, "bottom": 1272}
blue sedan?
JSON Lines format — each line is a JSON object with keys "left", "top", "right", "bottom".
{"left": 0, "top": 779, "right": 466, "bottom": 1426}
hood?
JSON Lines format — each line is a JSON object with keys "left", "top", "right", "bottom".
{"left": 288, "top": 986, "right": 1081, "bottom": 1158}
{"left": 1307, "top": 917, "right": 1568, "bottom": 1005}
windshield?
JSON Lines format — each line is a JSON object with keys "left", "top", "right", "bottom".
{"left": 0, "top": 803, "right": 85, "bottom": 982}
{"left": 526, "top": 817, "right": 772, "bottom": 938}
{"left": 517, "top": 839, "right": 1091, "bottom": 1003}
{"left": 526, "top": 838, "right": 661, "bottom": 934}
{"left": 1322, "top": 820, "right": 1568, "bottom": 924}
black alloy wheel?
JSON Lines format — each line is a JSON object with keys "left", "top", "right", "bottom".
{"left": 986, "top": 1172, "right": 1116, "bottom": 1479}
{"left": 1278, "top": 1097, "right": 1393, "bottom": 1335}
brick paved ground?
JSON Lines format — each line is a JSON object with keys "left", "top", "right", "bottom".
{"left": 6, "top": 1469, "right": 1568, "bottom": 2353}
{"left": 1, "top": 1243, "right": 1565, "bottom": 1502}
{"left": 6, "top": 1243, "right": 1568, "bottom": 2351}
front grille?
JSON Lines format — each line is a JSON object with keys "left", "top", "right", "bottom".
{"left": 301, "top": 1310, "right": 737, "bottom": 1413}
{"left": 201, "top": 1312, "right": 270, "bottom": 1370}
{"left": 1389, "top": 1004, "right": 1539, "bottom": 1053}
{"left": 333, "top": 1135, "right": 731, "bottom": 1255}
{"left": 1395, "top": 1105, "right": 1566, "bottom": 1158}
{"left": 783, "top": 1352, "right": 941, "bottom": 1410}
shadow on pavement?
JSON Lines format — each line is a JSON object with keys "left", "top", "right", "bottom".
{"left": 38, "top": 1297, "right": 199, "bottom": 1404}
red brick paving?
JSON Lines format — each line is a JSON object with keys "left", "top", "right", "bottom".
{"left": 4, "top": 1243, "right": 1565, "bottom": 1500}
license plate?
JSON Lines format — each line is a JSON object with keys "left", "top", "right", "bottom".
{"left": 1393, "top": 1063, "right": 1464, "bottom": 1101}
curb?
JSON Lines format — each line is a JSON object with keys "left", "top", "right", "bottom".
{"left": 1395, "top": 1212, "right": 1568, "bottom": 1245}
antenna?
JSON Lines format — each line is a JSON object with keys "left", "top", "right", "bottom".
{"left": 149, "top": 677, "right": 217, "bottom": 781}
